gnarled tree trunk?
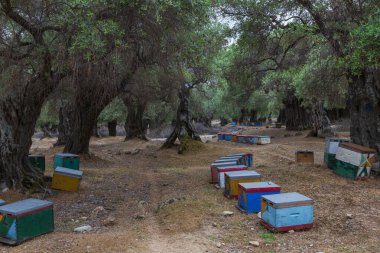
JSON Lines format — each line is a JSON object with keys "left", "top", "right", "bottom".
{"left": 162, "top": 84, "right": 201, "bottom": 149}
{"left": 310, "top": 100, "right": 331, "bottom": 136}
{"left": 348, "top": 69, "right": 380, "bottom": 154}
{"left": 283, "top": 91, "right": 312, "bottom": 131}
{"left": 123, "top": 95, "right": 147, "bottom": 140}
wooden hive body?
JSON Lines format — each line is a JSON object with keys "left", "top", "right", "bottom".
{"left": 260, "top": 192, "right": 313, "bottom": 232}
{"left": 53, "top": 153, "right": 80, "bottom": 170}
{"left": 257, "top": 136, "right": 271, "bottom": 145}
{"left": 0, "top": 199, "right": 54, "bottom": 245}
{"left": 224, "top": 171, "right": 262, "bottom": 199}
{"left": 28, "top": 154, "right": 45, "bottom": 172}
{"left": 295, "top": 151, "right": 314, "bottom": 164}
{"left": 52, "top": 167, "right": 83, "bottom": 192}
{"left": 237, "top": 182, "right": 281, "bottom": 214}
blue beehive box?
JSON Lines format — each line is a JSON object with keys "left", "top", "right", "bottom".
{"left": 260, "top": 192, "right": 314, "bottom": 232}
{"left": 236, "top": 182, "right": 281, "bottom": 214}
{"left": 0, "top": 200, "right": 5, "bottom": 206}
{"left": 222, "top": 153, "right": 253, "bottom": 167}
{"left": 53, "top": 153, "right": 80, "bottom": 170}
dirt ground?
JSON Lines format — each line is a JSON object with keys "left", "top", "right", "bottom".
{"left": 1, "top": 127, "right": 379, "bottom": 253}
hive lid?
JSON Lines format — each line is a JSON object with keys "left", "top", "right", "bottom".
{"left": 257, "top": 136, "right": 271, "bottom": 138}
{"left": 326, "top": 137, "right": 350, "bottom": 142}
{"left": 0, "top": 198, "right": 53, "bottom": 216}
{"left": 55, "top": 153, "right": 79, "bottom": 158}
{"left": 55, "top": 167, "right": 83, "bottom": 178}
{"left": 28, "top": 154, "right": 45, "bottom": 158}
{"left": 262, "top": 192, "right": 313, "bottom": 208}
{"left": 214, "top": 158, "right": 240, "bottom": 162}
{"left": 339, "top": 143, "right": 376, "bottom": 154}
{"left": 239, "top": 181, "right": 280, "bottom": 192}
{"left": 211, "top": 161, "right": 237, "bottom": 167}
{"left": 224, "top": 153, "right": 251, "bottom": 157}
{"left": 295, "top": 150, "right": 314, "bottom": 154}
{"left": 220, "top": 155, "right": 243, "bottom": 159}
{"left": 216, "top": 165, "right": 248, "bottom": 172}
{"left": 225, "top": 170, "right": 261, "bottom": 179}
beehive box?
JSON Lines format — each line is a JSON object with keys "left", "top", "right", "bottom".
{"left": 324, "top": 138, "right": 350, "bottom": 169}
{"left": 237, "top": 182, "right": 281, "bottom": 214}
{"left": 51, "top": 167, "right": 83, "bottom": 192}
{"left": 260, "top": 192, "right": 314, "bottom": 232}
{"left": 246, "top": 135, "right": 258, "bottom": 144}
{"left": 210, "top": 162, "right": 244, "bottom": 184}
{"left": 217, "top": 133, "right": 226, "bottom": 141}
{"left": 295, "top": 151, "right": 314, "bottom": 164}
{"left": 257, "top": 136, "right": 271, "bottom": 145}
{"left": 236, "top": 135, "right": 247, "bottom": 143}
{"left": 224, "top": 133, "right": 233, "bottom": 141}
{"left": 53, "top": 153, "right": 80, "bottom": 170}
{"left": 0, "top": 200, "right": 5, "bottom": 206}
{"left": 0, "top": 199, "right": 54, "bottom": 245}
{"left": 222, "top": 153, "right": 253, "bottom": 167}
{"left": 216, "top": 165, "right": 248, "bottom": 188}
{"left": 28, "top": 154, "right": 45, "bottom": 172}
{"left": 224, "top": 171, "right": 262, "bottom": 199}
{"left": 334, "top": 143, "right": 376, "bottom": 180}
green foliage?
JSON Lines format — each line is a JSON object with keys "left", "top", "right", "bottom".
{"left": 98, "top": 98, "right": 127, "bottom": 124}
{"left": 346, "top": 9, "right": 380, "bottom": 74}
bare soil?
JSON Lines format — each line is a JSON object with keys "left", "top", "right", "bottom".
{"left": 1, "top": 127, "right": 379, "bottom": 253}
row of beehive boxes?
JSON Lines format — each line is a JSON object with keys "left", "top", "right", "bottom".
{"left": 29, "top": 153, "right": 83, "bottom": 191}
{"left": 217, "top": 132, "right": 271, "bottom": 145}
{"left": 210, "top": 154, "right": 314, "bottom": 232}
{"left": 0, "top": 153, "right": 83, "bottom": 245}
{"left": 324, "top": 138, "right": 376, "bottom": 180}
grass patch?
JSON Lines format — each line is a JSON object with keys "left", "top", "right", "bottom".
{"left": 260, "top": 232, "right": 276, "bottom": 243}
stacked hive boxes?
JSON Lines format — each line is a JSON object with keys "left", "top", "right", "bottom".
{"left": 334, "top": 143, "right": 376, "bottom": 180}
{"left": 209, "top": 153, "right": 314, "bottom": 233}
{"left": 0, "top": 199, "right": 54, "bottom": 245}
{"left": 324, "top": 138, "right": 350, "bottom": 169}
{"left": 52, "top": 153, "right": 83, "bottom": 192}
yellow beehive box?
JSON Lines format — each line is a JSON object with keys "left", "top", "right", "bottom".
{"left": 52, "top": 167, "right": 83, "bottom": 192}
{"left": 224, "top": 171, "right": 262, "bottom": 199}
{"left": 296, "top": 151, "right": 314, "bottom": 164}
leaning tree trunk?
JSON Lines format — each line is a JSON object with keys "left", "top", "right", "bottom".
{"left": 123, "top": 97, "right": 147, "bottom": 140}
{"left": 108, "top": 120, "right": 117, "bottom": 137}
{"left": 162, "top": 84, "right": 201, "bottom": 149}
{"left": 283, "top": 92, "right": 312, "bottom": 131}
{"left": 348, "top": 69, "right": 380, "bottom": 154}
{"left": 310, "top": 101, "right": 331, "bottom": 136}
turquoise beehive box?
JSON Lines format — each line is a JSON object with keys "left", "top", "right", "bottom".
{"left": 53, "top": 153, "right": 80, "bottom": 170}
{"left": 260, "top": 192, "right": 314, "bottom": 232}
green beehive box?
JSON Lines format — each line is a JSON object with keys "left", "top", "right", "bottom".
{"left": 53, "top": 153, "right": 80, "bottom": 170}
{"left": 28, "top": 154, "right": 45, "bottom": 172}
{"left": 334, "top": 160, "right": 359, "bottom": 180}
{"left": 324, "top": 152, "right": 337, "bottom": 170}
{"left": 0, "top": 198, "right": 54, "bottom": 245}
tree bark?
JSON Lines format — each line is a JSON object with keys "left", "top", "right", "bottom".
{"left": 249, "top": 110, "right": 258, "bottom": 122}
{"left": 310, "top": 101, "right": 331, "bottom": 136}
{"left": 108, "top": 120, "right": 117, "bottom": 137}
{"left": 283, "top": 92, "right": 312, "bottom": 131}
{"left": 162, "top": 84, "right": 201, "bottom": 149}
{"left": 348, "top": 69, "right": 380, "bottom": 154}
{"left": 123, "top": 97, "right": 147, "bottom": 140}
